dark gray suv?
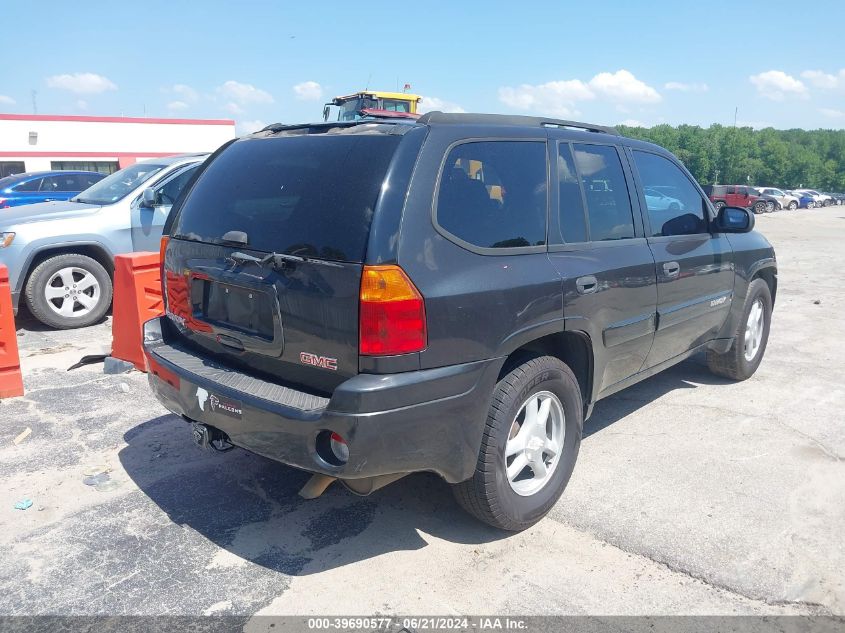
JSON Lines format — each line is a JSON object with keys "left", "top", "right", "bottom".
{"left": 143, "top": 113, "right": 776, "bottom": 530}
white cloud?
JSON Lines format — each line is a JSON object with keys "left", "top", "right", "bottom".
{"left": 589, "top": 70, "right": 661, "bottom": 103}
{"left": 171, "top": 83, "right": 199, "bottom": 103}
{"left": 498, "top": 80, "right": 593, "bottom": 117}
{"left": 619, "top": 119, "right": 646, "bottom": 127}
{"left": 801, "top": 70, "right": 839, "bottom": 90}
{"left": 0, "top": 95, "right": 15, "bottom": 105}
{"left": 418, "top": 95, "right": 466, "bottom": 114}
{"left": 236, "top": 119, "right": 267, "bottom": 135}
{"left": 498, "top": 70, "right": 660, "bottom": 117}
{"left": 292, "top": 81, "right": 323, "bottom": 101}
{"left": 218, "top": 80, "right": 274, "bottom": 105}
{"left": 224, "top": 102, "right": 244, "bottom": 115}
{"left": 76, "top": 99, "right": 88, "bottom": 111}
{"left": 167, "top": 100, "right": 189, "bottom": 112}
{"left": 664, "top": 81, "right": 709, "bottom": 93}
{"left": 819, "top": 108, "right": 845, "bottom": 119}
{"left": 46, "top": 72, "right": 117, "bottom": 94}
{"left": 749, "top": 70, "right": 807, "bottom": 101}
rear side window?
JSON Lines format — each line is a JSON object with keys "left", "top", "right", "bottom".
{"left": 436, "top": 141, "right": 547, "bottom": 249}
{"left": 41, "top": 174, "right": 79, "bottom": 191}
{"left": 173, "top": 135, "right": 401, "bottom": 262}
{"left": 556, "top": 143, "right": 588, "bottom": 243}
{"left": 633, "top": 151, "right": 707, "bottom": 237}
{"left": 572, "top": 144, "right": 635, "bottom": 241}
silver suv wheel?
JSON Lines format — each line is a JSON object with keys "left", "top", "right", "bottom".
{"left": 505, "top": 390, "right": 565, "bottom": 496}
{"left": 44, "top": 266, "right": 101, "bottom": 318}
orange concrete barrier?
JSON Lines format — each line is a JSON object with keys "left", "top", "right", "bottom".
{"left": 0, "top": 264, "right": 24, "bottom": 398}
{"left": 111, "top": 252, "right": 164, "bottom": 372}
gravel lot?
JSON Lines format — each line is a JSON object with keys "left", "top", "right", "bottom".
{"left": 1, "top": 206, "right": 843, "bottom": 619}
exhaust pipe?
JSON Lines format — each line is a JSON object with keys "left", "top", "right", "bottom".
{"left": 341, "top": 473, "right": 408, "bottom": 496}
{"left": 298, "top": 472, "right": 409, "bottom": 499}
{"left": 299, "top": 474, "right": 337, "bottom": 499}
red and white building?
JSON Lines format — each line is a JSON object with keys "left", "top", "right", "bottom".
{"left": 0, "top": 113, "right": 236, "bottom": 177}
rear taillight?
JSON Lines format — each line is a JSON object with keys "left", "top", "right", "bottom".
{"left": 0, "top": 198, "right": 8, "bottom": 208}
{"left": 359, "top": 265, "right": 426, "bottom": 355}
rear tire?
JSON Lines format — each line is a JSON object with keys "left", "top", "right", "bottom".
{"left": 714, "top": 201, "right": 726, "bottom": 211}
{"left": 452, "top": 355, "right": 582, "bottom": 531}
{"left": 25, "top": 253, "right": 112, "bottom": 329}
{"left": 707, "top": 279, "right": 772, "bottom": 381}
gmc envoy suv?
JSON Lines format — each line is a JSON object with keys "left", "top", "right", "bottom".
{"left": 143, "top": 113, "right": 776, "bottom": 530}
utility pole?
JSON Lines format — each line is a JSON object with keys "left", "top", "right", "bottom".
{"left": 734, "top": 107, "right": 738, "bottom": 127}
{"left": 31, "top": 90, "right": 37, "bottom": 114}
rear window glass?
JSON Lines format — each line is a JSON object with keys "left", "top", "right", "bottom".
{"left": 173, "top": 135, "right": 401, "bottom": 262}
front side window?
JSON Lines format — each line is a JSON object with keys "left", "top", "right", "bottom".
{"left": 13, "top": 178, "right": 42, "bottom": 192}
{"left": 572, "top": 144, "right": 635, "bottom": 241}
{"left": 633, "top": 150, "right": 708, "bottom": 237}
{"left": 74, "top": 162, "right": 167, "bottom": 204}
{"left": 436, "top": 141, "right": 547, "bottom": 249}
{"left": 154, "top": 165, "right": 200, "bottom": 206}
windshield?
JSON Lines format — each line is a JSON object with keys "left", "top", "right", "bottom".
{"left": 338, "top": 97, "right": 376, "bottom": 121}
{"left": 173, "top": 134, "right": 401, "bottom": 262}
{"left": 74, "top": 162, "right": 167, "bottom": 204}
{"left": 0, "top": 176, "right": 19, "bottom": 190}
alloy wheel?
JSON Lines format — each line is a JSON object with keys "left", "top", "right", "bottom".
{"left": 744, "top": 298, "right": 765, "bottom": 362}
{"left": 504, "top": 391, "right": 565, "bottom": 496}
{"left": 44, "top": 267, "right": 101, "bottom": 318}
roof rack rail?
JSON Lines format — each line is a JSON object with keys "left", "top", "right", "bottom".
{"left": 258, "top": 117, "right": 417, "bottom": 134}
{"left": 416, "top": 111, "right": 619, "bottom": 135}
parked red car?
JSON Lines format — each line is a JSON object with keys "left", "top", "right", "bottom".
{"left": 702, "top": 185, "right": 769, "bottom": 214}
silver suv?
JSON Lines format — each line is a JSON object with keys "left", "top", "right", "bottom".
{"left": 0, "top": 154, "right": 207, "bottom": 329}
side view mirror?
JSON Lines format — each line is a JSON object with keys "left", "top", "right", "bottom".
{"left": 714, "top": 206, "right": 754, "bottom": 233}
{"left": 140, "top": 187, "right": 157, "bottom": 208}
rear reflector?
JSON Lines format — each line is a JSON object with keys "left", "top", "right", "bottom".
{"left": 159, "top": 236, "right": 169, "bottom": 307}
{"left": 359, "top": 265, "right": 426, "bottom": 356}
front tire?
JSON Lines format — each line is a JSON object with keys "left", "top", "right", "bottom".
{"left": 707, "top": 279, "right": 772, "bottom": 381}
{"left": 788, "top": 201, "right": 798, "bottom": 210}
{"left": 452, "top": 356, "right": 583, "bottom": 531}
{"left": 25, "top": 254, "right": 113, "bottom": 329}
{"left": 753, "top": 201, "right": 767, "bottom": 214}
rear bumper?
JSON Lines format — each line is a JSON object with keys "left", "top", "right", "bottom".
{"left": 143, "top": 316, "right": 500, "bottom": 483}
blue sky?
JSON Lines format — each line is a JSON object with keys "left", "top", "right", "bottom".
{"left": 2, "top": 0, "right": 844, "bottom": 133}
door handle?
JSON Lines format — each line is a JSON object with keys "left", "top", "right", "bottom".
{"left": 576, "top": 275, "right": 598, "bottom": 295}
{"left": 663, "top": 262, "right": 680, "bottom": 277}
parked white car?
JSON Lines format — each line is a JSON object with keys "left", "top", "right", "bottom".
{"left": 643, "top": 187, "right": 683, "bottom": 210}
{"left": 756, "top": 187, "right": 799, "bottom": 210}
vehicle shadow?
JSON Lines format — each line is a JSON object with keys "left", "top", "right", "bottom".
{"left": 119, "top": 414, "right": 508, "bottom": 578}
{"left": 13, "top": 303, "right": 112, "bottom": 333}
{"left": 118, "top": 353, "right": 729, "bottom": 577}
{"left": 584, "top": 354, "right": 731, "bottom": 438}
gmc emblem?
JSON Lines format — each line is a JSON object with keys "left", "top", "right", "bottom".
{"left": 300, "top": 352, "right": 338, "bottom": 371}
